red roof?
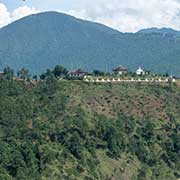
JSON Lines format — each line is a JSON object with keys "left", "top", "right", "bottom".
{"left": 113, "top": 66, "right": 128, "bottom": 72}
{"left": 69, "top": 69, "right": 88, "bottom": 75}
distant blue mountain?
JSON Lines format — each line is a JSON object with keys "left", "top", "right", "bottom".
{"left": 137, "top": 27, "right": 180, "bottom": 36}
{"left": 0, "top": 12, "right": 180, "bottom": 76}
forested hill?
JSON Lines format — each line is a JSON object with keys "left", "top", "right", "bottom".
{"left": 0, "top": 76, "right": 180, "bottom": 180}
{"left": 0, "top": 12, "right": 180, "bottom": 76}
{"left": 137, "top": 27, "right": 180, "bottom": 35}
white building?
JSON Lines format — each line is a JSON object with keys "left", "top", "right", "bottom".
{"left": 136, "top": 67, "right": 145, "bottom": 76}
{"left": 68, "top": 69, "right": 88, "bottom": 78}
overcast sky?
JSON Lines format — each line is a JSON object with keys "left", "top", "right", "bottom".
{"left": 1, "top": 0, "right": 180, "bottom": 32}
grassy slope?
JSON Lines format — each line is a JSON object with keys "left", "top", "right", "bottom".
{"left": 41, "top": 80, "right": 180, "bottom": 179}
{"left": 63, "top": 81, "right": 180, "bottom": 120}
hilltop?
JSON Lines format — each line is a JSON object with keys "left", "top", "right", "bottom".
{"left": 137, "top": 27, "right": 180, "bottom": 35}
{"left": 0, "top": 75, "right": 180, "bottom": 180}
{"left": 0, "top": 12, "right": 180, "bottom": 76}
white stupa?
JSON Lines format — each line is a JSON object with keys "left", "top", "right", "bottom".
{"left": 136, "top": 67, "right": 145, "bottom": 75}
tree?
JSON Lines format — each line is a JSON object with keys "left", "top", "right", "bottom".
{"left": 67, "top": 131, "right": 83, "bottom": 159}
{"left": 104, "top": 126, "right": 125, "bottom": 157}
{"left": 39, "top": 69, "right": 53, "bottom": 80}
{"left": 17, "top": 68, "right": 30, "bottom": 80}
{"left": 93, "top": 70, "right": 105, "bottom": 76}
{"left": 43, "top": 72, "right": 58, "bottom": 95}
{"left": 137, "top": 167, "right": 147, "bottom": 180}
{"left": 53, "top": 65, "right": 68, "bottom": 78}
{"left": 3, "top": 67, "right": 14, "bottom": 80}
{"left": 32, "top": 75, "right": 38, "bottom": 81}
{"left": 39, "top": 73, "right": 46, "bottom": 80}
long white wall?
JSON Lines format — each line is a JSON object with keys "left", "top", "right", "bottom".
{"left": 83, "top": 77, "right": 176, "bottom": 83}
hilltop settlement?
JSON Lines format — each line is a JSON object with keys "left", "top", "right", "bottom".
{"left": 0, "top": 65, "right": 177, "bottom": 84}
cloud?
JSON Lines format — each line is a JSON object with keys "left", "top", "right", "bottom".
{"left": 69, "top": 0, "right": 180, "bottom": 32}
{"left": 1, "top": 1, "right": 180, "bottom": 32}
{"left": 0, "top": 3, "right": 39, "bottom": 28}
{"left": 11, "top": 6, "right": 39, "bottom": 22}
{"left": 0, "top": 3, "right": 11, "bottom": 27}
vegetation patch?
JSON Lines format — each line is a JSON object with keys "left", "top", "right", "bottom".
{"left": 0, "top": 76, "right": 180, "bottom": 180}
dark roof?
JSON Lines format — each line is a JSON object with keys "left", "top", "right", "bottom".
{"left": 69, "top": 69, "right": 88, "bottom": 75}
{"left": 113, "top": 66, "right": 128, "bottom": 72}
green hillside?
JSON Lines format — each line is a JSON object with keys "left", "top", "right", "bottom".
{"left": 0, "top": 12, "right": 180, "bottom": 76}
{"left": 0, "top": 75, "right": 180, "bottom": 180}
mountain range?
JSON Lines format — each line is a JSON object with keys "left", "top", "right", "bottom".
{"left": 0, "top": 11, "right": 180, "bottom": 76}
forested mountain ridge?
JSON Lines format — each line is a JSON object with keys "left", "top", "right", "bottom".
{"left": 0, "top": 12, "right": 180, "bottom": 76}
{"left": 137, "top": 27, "right": 180, "bottom": 35}
{"left": 0, "top": 74, "right": 180, "bottom": 180}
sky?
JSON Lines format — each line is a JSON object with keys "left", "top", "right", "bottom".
{"left": 1, "top": 0, "right": 180, "bottom": 32}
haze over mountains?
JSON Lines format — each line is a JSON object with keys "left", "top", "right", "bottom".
{"left": 0, "top": 11, "right": 180, "bottom": 76}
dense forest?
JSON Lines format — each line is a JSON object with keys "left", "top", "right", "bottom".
{"left": 0, "top": 68, "right": 180, "bottom": 180}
